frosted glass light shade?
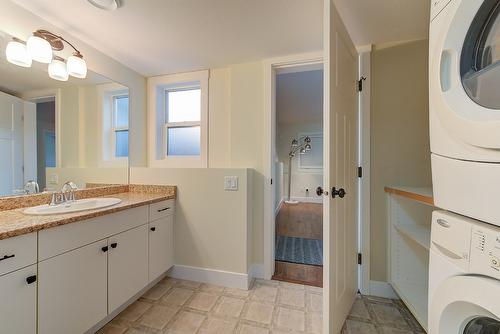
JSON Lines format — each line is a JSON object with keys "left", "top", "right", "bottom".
{"left": 48, "top": 58, "right": 69, "bottom": 81}
{"left": 6, "top": 40, "right": 32, "bottom": 67}
{"left": 27, "top": 35, "right": 53, "bottom": 63}
{"left": 67, "top": 55, "right": 87, "bottom": 78}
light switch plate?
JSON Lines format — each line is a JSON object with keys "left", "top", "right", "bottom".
{"left": 48, "top": 173, "right": 58, "bottom": 185}
{"left": 224, "top": 176, "right": 238, "bottom": 191}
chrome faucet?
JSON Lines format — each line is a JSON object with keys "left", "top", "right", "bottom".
{"left": 61, "top": 181, "right": 78, "bottom": 202}
{"left": 24, "top": 180, "right": 39, "bottom": 194}
{"left": 49, "top": 181, "right": 78, "bottom": 206}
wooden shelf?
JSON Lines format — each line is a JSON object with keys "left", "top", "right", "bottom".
{"left": 394, "top": 223, "right": 430, "bottom": 250}
{"left": 384, "top": 186, "right": 434, "bottom": 206}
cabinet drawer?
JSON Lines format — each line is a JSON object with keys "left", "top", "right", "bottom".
{"left": 149, "top": 199, "right": 175, "bottom": 221}
{"left": 39, "top": 206, "right": 148, "bottom": 261}
{"left": 0, "top": 233, "right": 37, "bottom": 276}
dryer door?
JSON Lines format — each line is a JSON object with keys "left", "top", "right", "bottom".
{"left": 430, "top": 0, "right": 500, "bottom": 154}
{"left": 429, "top": 276, "right": 500, "bottom": 334}
{"left": 461, "top": 0, "right": 500, "bottom": 110}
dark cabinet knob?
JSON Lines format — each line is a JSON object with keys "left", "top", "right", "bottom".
{"left": 0, "top": 254, "right": 15, "bottom": 262}
{"left": 150, "top": 227, "right": 156, "bottom": 232}
{"left": 110, "top": 243, "right": 118, "bottom": 249}
{"left": 101, "top": 246, "right": 109, "bottom": 252}
{"left": 332, "top": 187, "right": 346, "bottom": 198}
{"left": 26, "top": 275, "right": 37, "bottom": 285}
{"left": 316, "top": 186, "right": 324, "bottom": 196}
{"left": 157, "top": 207, "right": 170, "bottom": 213}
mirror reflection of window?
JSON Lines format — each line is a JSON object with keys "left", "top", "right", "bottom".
{"left": 113, "top": 95, "right": 129, "bottom": 158}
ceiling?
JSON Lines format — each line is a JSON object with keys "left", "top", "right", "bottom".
{"left": 277, "top": 70, "right": 323, "bottom": 124}
{"left": 10, "top": 0, "right": 430, "bottom": 77}
{"left": 0, "top": 32, "right": 110, "bottom": 96}
{"left": 334, "top": 0, "right": 430, "bottom": 46}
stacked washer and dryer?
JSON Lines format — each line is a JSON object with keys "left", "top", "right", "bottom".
{"left": 429, "top": 0, "right": 500, "bottom": 333}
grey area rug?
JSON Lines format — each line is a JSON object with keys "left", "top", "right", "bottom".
{"left": 275, "top": 235, "right": 323, "bottom": 266}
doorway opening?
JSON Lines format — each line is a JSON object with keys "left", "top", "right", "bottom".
{"left": 34, "top": 97, "right": 56, "bottom": 191}
{"left": 271, "top": 67, "right": 324, "bottom": 287}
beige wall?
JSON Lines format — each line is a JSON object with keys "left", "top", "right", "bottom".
{"left": 130, "top": 167, "right": 252, "bottom": 274}
{"left": 370, "top": 39, "right": 432, "bottom": 281}
{"left": 138, "top": 61, "right": 266, "bottom": 273}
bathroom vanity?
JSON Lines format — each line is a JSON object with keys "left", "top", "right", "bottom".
{"left": 0, "top": 185, "right": 176, "bottom": 334}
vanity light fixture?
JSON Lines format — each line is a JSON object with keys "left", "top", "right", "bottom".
{"left": 5, "top": 38, "right": 32, "bottom": 67}
{"left": 5, "top": 29, "right": 87, "bottom": 80}
{"left": 48, "top": 56, "right": 69, "bottom": 81}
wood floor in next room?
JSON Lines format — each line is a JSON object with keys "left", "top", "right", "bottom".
{"left": 274, "top": 202, "right": 323, "bottom": 287}
{"left": 97, "top": 277, "right": 425, "bottom": 334}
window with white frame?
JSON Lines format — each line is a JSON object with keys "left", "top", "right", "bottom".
{"left": 165, "top": 86, "right": 201, "bottom": 156}
{"left": 148, "top": 70, "right": 208, "bottom": 168}
{"left": 98, "top": 83, "right": 129, "bottom": 164}
{"left": 112, "top": 94, "right": 129, "bottom": 158}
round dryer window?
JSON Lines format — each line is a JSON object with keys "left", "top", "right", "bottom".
{"left": 463, "top": 317, "right": 500, "bottom": 333}
{"left": 461, "top": 0, "right": 500, "bottom": 110}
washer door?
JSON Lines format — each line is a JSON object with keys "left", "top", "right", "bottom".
{"left": 463, "top": 317, "right": 500, "bottom": 333}
{"left": 431, "top": 0, "right": 500, "bottom": 152}
{"left": 429, "top": 276, "right": 500, "bottom": 334}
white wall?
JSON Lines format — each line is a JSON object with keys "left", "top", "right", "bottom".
{"left": 277, "top": 122, "right": 323, "bottom": 202}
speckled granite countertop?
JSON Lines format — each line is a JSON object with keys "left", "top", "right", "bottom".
{"left": 0, "top": 185, "right": 176, "bottom": 240}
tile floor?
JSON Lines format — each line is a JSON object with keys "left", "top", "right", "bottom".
{"left": 97, "top": 277, "right": 424, "bottom": 334}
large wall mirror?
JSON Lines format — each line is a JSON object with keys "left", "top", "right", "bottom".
{"left": 0, "top": 31, "right": 129, "bottom": 197}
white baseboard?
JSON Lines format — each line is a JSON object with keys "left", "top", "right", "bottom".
{"left": 168, "top": 264, "right": 251, "bottom": 290}
{"left": 369, "top": 280, "right": 399, "bottom": 299}
{"left": 282, "top": 196, "right": 323, "bottom": 204}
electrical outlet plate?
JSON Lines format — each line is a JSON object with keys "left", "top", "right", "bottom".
{"left": 224, "top": 176, "right": 238, "bottom": 191}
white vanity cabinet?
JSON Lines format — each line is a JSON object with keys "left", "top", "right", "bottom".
{"left": 38, "top": 239, "right": 108, "bottom": 334}
{"left": 37, "top": 206, "right": 150, "bottom": 334}
{"left": 0, "top": 233, "right": 37, "bottom": 334}
{"left": 148, "top": 199, "right": 175, "bottom": 282}
{"left": 108, "top": 224, "right": 149, "bottom": 312}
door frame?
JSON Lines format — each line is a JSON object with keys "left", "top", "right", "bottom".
{"left": 262, "top": 49, "right": 371, "bottom": 294}
{"left": 263, "top": 51, "right": 324, "bottom": 282}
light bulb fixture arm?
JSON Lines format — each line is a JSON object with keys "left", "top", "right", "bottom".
{"left": 33, "top": 30, "right": 83, "bottom": 58}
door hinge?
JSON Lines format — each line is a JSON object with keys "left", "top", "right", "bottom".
{"left": 270, "top": 178, "right": 273, "bottom": 185}
{"left": 358, "top": 166, "right": 362, "bottom": 178}
{"left": 357, "top": 253, "right": 362, "bottom": 265}
{"left": 358, "top": 77, "right": 367, "bottom": 92}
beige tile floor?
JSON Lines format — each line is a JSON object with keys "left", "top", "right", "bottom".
{"left": 97, "top": 277, "right": 424, "bottom": 334}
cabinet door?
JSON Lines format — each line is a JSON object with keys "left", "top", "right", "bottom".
{"left": 38, "top": 240, "right": 108, "bottom": 334}
{"left": 0, "top": 265, "right": 37, "bottom": 334}
{"left": 108, "top": 224, "right": 148, "bottom": 313}
{"left": 149, "top": 215, "right": 174, "bottom": 282}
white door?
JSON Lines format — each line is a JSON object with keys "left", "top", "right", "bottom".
{"left": 324, "top": 1, "right": 359, "bottom": 332}
{"left": 108, "top": 224, "right": 148, "bottom": 313}
{"left": 38, "top": 239, "right": 108, "bottom": 334}
{"left": 149, "top": 215, "right": 174, "bottom": 282}
{"left": 0, "top": 265, "right": 37, "bottom": 334}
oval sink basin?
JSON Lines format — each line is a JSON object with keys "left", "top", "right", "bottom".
{"left": 23, "top": 197, "right": 122, "bottom": 216}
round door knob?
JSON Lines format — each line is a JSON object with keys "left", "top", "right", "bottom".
{"left": 332, "top": 187, "right": 346, "bottom": 198}
{"left": 316, "top": 186, "right": 324, "bottom": 196}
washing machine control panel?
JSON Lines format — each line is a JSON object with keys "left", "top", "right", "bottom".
{"left": 470, "top": 224, "right": 500, "bottom": 280}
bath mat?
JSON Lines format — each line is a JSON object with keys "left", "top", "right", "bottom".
{"left": 275, "top": 235, "right": 323, "bottom": 266}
